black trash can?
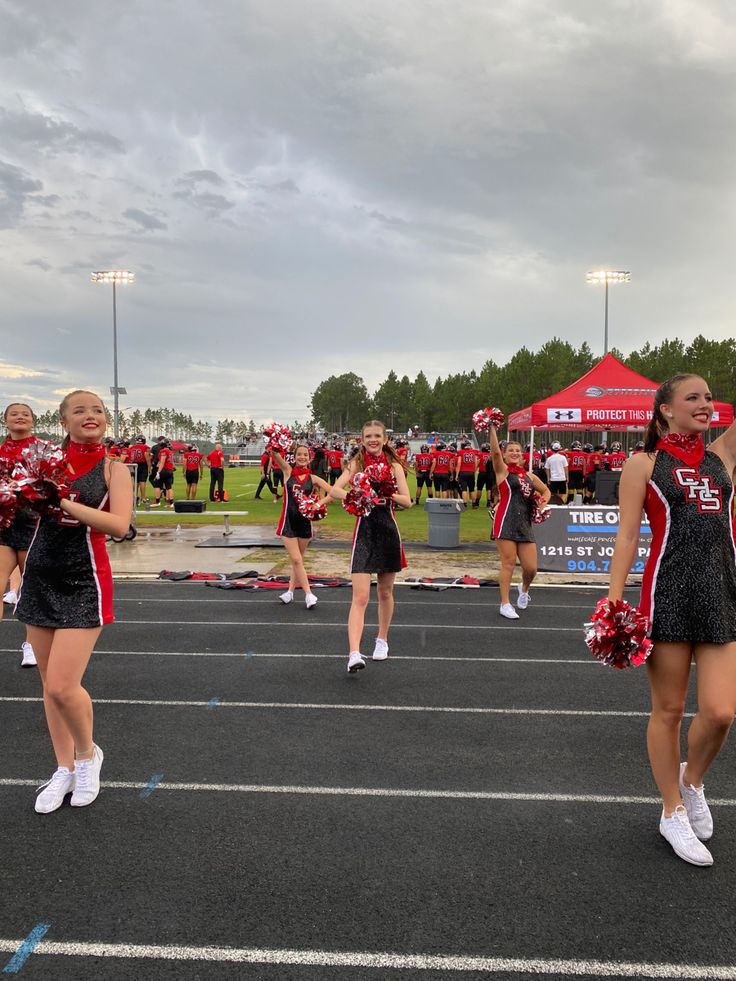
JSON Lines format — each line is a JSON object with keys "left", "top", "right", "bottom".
{"left": 424, "top": 498, "right": 466, "bottom": 548}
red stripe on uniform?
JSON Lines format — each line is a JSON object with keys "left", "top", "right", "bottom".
{"left": 640, "top": 480, "right": 670, "bottom": 631}
{"left": 493, "top": 478, "right": 511, "bottom": 540}
{"left": 276, "top": 482, "right": 289, "bottom": 535}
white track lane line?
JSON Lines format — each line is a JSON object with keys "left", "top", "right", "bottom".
{"left": 1, "top": 776, "right": 735, "bottom": 805}
{"left": 94, "top": 619, "right": 586, "bottom": 632}
{"left": 0, "top": 938, "right": 733, "bottom": 977}
{"left": 113, "top": 597, "right": 604, "bottom": 609}
{"left": 0, "top": 648, "right": 596, "bottom": 664}
{"left": 0, "top": 696, "right": 664, "bottom": 717}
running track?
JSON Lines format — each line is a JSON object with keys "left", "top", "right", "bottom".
{"left": 1, "top": 582, "right": 735, "bottom": 980}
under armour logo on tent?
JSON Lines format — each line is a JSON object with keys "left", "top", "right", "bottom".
{"left": 546, "top": 408, "right": 581, "bottom": 423}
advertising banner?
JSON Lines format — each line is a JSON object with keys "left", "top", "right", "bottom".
{"left": 535, "top": 505, "right": 651, "bottom": 574}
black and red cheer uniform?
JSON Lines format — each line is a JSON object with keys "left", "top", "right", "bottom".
{"left": 0, "top": 435, "right": 39, "bottom": 551}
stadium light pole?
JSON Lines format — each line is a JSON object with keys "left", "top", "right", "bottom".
{"left": 91, "top": 270, "right": 134, "bottom": 438}
{"left": 586, "top": 270, "right": 631, "bottom": 356}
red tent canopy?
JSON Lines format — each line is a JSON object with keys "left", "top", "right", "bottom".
{"left": 508, "top": 353, "right": 734, "bottom": 432}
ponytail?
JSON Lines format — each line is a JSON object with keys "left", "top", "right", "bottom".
{"left": 644, "top": 374, "right": 699, "bottom": 453}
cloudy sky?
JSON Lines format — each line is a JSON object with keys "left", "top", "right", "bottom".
{"left": 2, "top": 0, "right": 735, "bottom": 426}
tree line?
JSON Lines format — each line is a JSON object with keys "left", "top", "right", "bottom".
{"left": 34, "top": 407, "right": 262, "bottom": 444}
{"left": 309, "top": 336, "right": 736, "bottom": 433}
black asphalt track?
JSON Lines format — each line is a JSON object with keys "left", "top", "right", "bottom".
{"left": 2, "top": 582, "right": 735, "bottom": 980}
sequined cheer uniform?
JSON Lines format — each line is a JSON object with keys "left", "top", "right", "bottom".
{"left": 0, "top": 435, "right": 39, "bottom": 551}
{"left": 640, "top": 435, "right": 736, "bottom": 644}
{"left": 276, "top": 468, "right": 315, "bottom": 539}
{"left": 17, "top": 453, "right": 114, "bottom": 628}
{"left": 350, "top": 456, "right": 407, "bottom": 574}
{"left": 492, "top": 469, "right": 534, "bottom": 543}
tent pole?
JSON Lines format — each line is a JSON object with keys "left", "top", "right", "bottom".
{"left": 529, "top": 426, "right": 535, "bottom": 469}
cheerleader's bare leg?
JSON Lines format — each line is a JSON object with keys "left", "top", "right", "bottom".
{"left": 0, "top": 545, "right": 18, "bottom": 622}
{"left": 685, "top": 641, "right": 736, "bottom": 787}
{"left": 348, "top": 573, "right": 371, "bottom": 651}
{"left": 282, "top": 536, "right": 311, "bottom": 595}
{"left": 376, "top": 572, "right": 396, "bottom": 641}
{"left": 516, "top": 542, "right": 538, "bottom": 593}
{"left": 496, "top": 540, "right": 518, "bottom": 606}
{"left": 30, "top": 625, "right": 102, "bottom": 767}
{"left": 645, "top": 642, "right": 692, "bottom": 813}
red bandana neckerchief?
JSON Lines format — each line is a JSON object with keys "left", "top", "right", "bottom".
{"left": 291, "top": 465, "right": 311, "bottom": 479}
{"left": 365, "top": 451, "right": 388, "bottom": 465}
{"left": 657, "top": 433, "right": 705, "bottom": 468}
{"left": 66, "top": 440, "right": 106, "bottom": 478}
{"left": 506, "top": 463, "right": 528, "bottom": 476}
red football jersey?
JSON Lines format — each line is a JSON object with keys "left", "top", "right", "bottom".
{"left": 414, "top": 452, "right": 433, "bottom": 470}
{"left": 326, "top": 449, "right": 344, "bottom": 469}
{"left": 159, "top": 447, "right": 175, "bottom": 471}
{"left": 566, "top": 451, "right": 588, "bottom": 472}
{"left": 523, "top": 451, "right": 542, "bottom": 469}
{"left": 456, "top": 449, "right": 478, "bottom": 473}
{"left": 585, "top": 452, "right": 604, "bottom": 475}
{"left": 396, "top": 446, "right": 409, "bottom": 463}
{"left": 183, "top": 451, "right": 203, "bottom": 470}
{"left": 479, "top": 451, "right": 491, "bottom": 470}
{"left": 432, "top": 450, "right": 452, "bottom": 474}
{"left": 606, "top": 451, "right": 627, "bottom": 470}
{"left": 127, "top": 443, "right": 148, "bottom": 464}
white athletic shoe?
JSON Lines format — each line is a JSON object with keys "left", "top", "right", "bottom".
{"left": 516, "top": 586, "right": 530, "bottom": 610}
{"left": 347, "top": 651, "right": 366, "bottom": 673}
{"left": 659, "top": 805, "right": 713, "bottom": 866}
{"left": 35, "top": 767, "right": 75, "bottom": 814}
{"left": 499, "top": 603, "right": 520, "bottom": 620}
{"left": 372, "top": 639, "right": 389, "bottom": 661}
{"left": 20, "top": 642, "right": 36, "bottom": 668}
{"left": 3, "top": 590, "right": 17, "bottom": 605}
{"left": 305, "top": 593, "right": 318, "bottom": 609}
{"left": 679, "top": 763, "right": 714, "bottom": 841}
{"left": 279, "top": 591, "right": 294, "bottom": 604}
{"left": 70, "top": 745, "right": 104, "bottom": 807}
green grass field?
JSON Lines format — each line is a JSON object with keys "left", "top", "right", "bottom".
{"left": 135, "top": 466, "right": 493, "bottom": 542}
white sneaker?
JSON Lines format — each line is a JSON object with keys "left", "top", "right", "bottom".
{"left": 35, "top": 767, "right": 75, "bottom": 814}
{"left": 3, "top": 590, "right": 17, "bottom": 605}
{"left": 347, "top": 651, "right": 366, "bottom": 673}
{"left": 70, "top": 745, "right": 104, "bottom": 807}
{"left": 516, "top": 586, "right": 530, "bottom": 610}
{"left": 305, "top": 593, "right": 318, "bottom": 609}
{"left": 20, "top": 642, "right": 37, "bottom": 668}
{"left": 679, "top": 763, "right": 714, "bottom": 841}
{"left": 279, "top": 591, "right": 294, "bottom": 604}
{"left": 499, "top": 603, "right": 520, "bottom": 620}
{"left": 372, "top": 639, "right": 389, "bottom": 661}
{"left": 659, "top": 805, "right": 713, "bottom": 866}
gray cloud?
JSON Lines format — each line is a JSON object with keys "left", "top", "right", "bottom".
{"left": 177, "top": 170, "right": 225, "bottom": 187}
{"left": 26, "top": 258, "right": 51, "bottom": 271}
{"left": 123, "top": 207, "right": 167, "bottom": 231}
{"left": 0, "top": 107, "right": 124, "bottom": 156}
{"left": 0, "top": 159, "right": 43, "bottom": 228}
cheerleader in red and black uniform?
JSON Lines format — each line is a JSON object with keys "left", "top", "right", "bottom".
{"left": 0, "top": 402, "right": 39, "bottom": 666}
{"left": 272, "top": 443, "right": 332, "bottom": 609}
{"left": 489, "top": 424, "right": 550, "bottom": 620}
{"left": 332, "top": 420, "right": 412, "bottom": 673}
{"left": 608, "top": 374, "right": 736, "bottom": 867}
{"left": 16, "top": 390, "right": 132, "bottom": 814}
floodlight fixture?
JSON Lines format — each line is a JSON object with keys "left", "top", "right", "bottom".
{"left": 586, "top": 269, "right": 631, "bottom": 355}
{"left": 92, "top": 270, "right": 135, "bottom": 438}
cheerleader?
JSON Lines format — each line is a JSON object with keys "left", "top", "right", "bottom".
{"left": 331, "top": 420, "right": 412, "bottom": 673}
{"left": 17, "top": 390, "right": 132, "bottom": 813}
{"left": 0, "top": 403, "right": 39, "bottom": 666}
{"left": 272, "top": 443, "right": 332, "bottom": 608}
{"left": 608, "top": 374, "right": 736, "bottom": 866}
{"left": 489, "top": 425, "right": 550, "bottom": 620}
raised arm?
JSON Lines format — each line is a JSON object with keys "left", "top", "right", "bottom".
{"left": 272, "top": 450, "right": 291, "bottom": 479}
{"left": 488, "top": 425, "right": 508, "bottom": 482}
